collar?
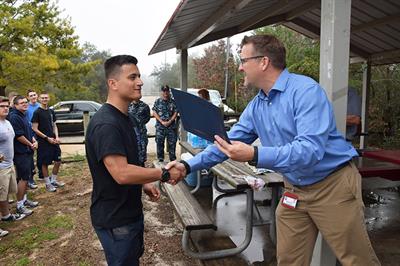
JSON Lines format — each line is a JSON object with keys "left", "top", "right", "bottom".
{"left": 257, "top": 68, "right": 290, "bottom": 100}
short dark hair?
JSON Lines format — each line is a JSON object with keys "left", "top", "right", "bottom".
{"left": 0, "top": 96, "right": 9, "bottom": 103}
{"left": 27, "top": 89, "right": 36, "bottom": 96}
{"left": 104, "top": 55, "right": 138, "bottom": 79}
{"left": 40, "top": 91, "right": 48, "bottom": 96}
{"left": 13, "top": 95, "right": 26, "bottom": 105}
{"left": 240, "top": 35, "right": 286, "bottom": 69}
{"left": 198, "top": 88, "right": 210, "bottom": 101}
{"left": 161, "top": 85, "right": 170, "bottom": 92}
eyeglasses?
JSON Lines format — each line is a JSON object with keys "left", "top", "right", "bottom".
{"left": 239, "top": 55, "right": 265, "bottom": 64}
{"left": 0, "top": 105, "right": 9, "bottom": 108}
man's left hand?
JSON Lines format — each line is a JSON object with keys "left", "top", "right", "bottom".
{"left": 214, "top": 135, "right": 254, "bottom": 162}
{"left": 143, "top": 183, "right": 161, "bottom": 202}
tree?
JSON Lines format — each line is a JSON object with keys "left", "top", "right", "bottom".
{"left": 150, "top": 56, "right": 197, "bottom": 89}
{"left": 0, "top": 0, "right": 95, "bottom": 100}
{"left": 192, "top": 40, "right": 236, "bottom": 96}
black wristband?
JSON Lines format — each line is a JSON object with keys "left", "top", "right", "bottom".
{"left": 179, "top": 160, "right": 191, "bottom": 174}
{"left": 248, "top": 146, "right": 258, "bottom": 166}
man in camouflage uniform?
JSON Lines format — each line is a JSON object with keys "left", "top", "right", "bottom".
{"left": 152, "top": 85, "right": 178, "bottom": 162}
{"left": 128, "top": 100, "right": 150, "bottom": 166}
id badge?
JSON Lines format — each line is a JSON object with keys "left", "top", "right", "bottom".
{"left": 281, "top": 191, "right": 298, "bottom": 209}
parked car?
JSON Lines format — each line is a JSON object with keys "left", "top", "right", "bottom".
{"left": 184, "top": 88, "right": 235, "bottom": 114}
{"left": 50, "top": 100, "right": 102, "bottom": 136}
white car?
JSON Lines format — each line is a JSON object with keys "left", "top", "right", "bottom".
{"left": 184, "top": 88, "right": 235, "bottom": 114}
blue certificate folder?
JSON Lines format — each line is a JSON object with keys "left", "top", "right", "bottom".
{"left": 171, "top": 88, "right": 230, "bottom": 144}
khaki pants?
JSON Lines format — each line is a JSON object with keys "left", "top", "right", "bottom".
{"left": 276, "top": 162, "right": 380, "bottom": 266}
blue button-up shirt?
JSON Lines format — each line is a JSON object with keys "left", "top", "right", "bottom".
{"left": 187, "top": 69, "right": 358, "bottom": 186}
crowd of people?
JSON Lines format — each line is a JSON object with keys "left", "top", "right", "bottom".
{"left": 0, "top": 90, "right": 65, "bottom": 237}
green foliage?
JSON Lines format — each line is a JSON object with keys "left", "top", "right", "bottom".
{"left": 0, "top": 0, "right": 100, "bottom": 102}
{"left": 151, "top": 62, "right": 181, "bottom": 88}
{"left": 192, "top": 39, "right": 236, "bottom": 96}
{"left": 255, "top": 26, "right": 320, "bottom": 80}
{"left": 150, "top": 56, "right": 197, "bottom": 89}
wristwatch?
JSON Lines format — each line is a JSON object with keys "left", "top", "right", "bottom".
{"left": 248, "top": 146, "right": 258, "bottom": 166}
{"left": 160, "top": 168, "right": 171, "bottom": 183}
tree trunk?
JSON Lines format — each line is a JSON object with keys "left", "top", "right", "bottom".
{"left": 0, "top": 85, "right": 6, "bottom": 97}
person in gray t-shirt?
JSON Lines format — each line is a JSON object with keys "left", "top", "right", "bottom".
{"left": 0, "top": 96, "right": 26, "bottom": 223}
{"left": 0, "top": 119, "right": 14, "bottom": 169}
{"left": 346, "top": 87, "right": 362, "bottom": 141}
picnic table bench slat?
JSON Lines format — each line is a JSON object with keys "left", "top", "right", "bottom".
{"left": 163, "top": 182, "right": 215, "bottom": 230}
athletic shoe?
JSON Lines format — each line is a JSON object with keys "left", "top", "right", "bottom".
{"left": 16, "top": 205, "right": 33, "bottom": 216}
{"left": 51, "top": 181, "right": 65, "bottom": 188}
{"left": 8, "top": 198, "right": 14, "bottom": 204}
{"left": 1, "top": 213, "right": 26, "bottom": 221}
{"left": 0, "top": 229, "right": 9, "bottom": 237}
{"left": 24, "top": 199, "right": 39, "bottom": 208}
{"left": 28, "top": 182, "right": 38, "bottom": 189}
{"left": 45, "top": 183, "right": 57, "bottom": 192}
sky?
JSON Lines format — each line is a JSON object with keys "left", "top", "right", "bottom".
{"left": 56, "top": 0, "right": 248, "bottom": 78}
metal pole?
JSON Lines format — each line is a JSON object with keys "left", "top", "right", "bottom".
{"left": 83, "top": 111, "right": 90, "bottom": 138}
{"left": 224, "top": 37, "right": 230, "bottom": 100}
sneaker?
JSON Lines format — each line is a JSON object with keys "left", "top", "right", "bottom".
{"left": 51, "top": 181, "right": 65, "bottom": 188}
{"left": 46, "top": 183, "right": 57, "bottom": 192}
{"left": 28, "top": 182, "right": 38, "bottom": 189}
{"left": 1, "top": 213, "right": 26, "bottom": 221}
{"left": 24, "top": 199, "right": 39, "bottom": 208}
{"left": 0, "top": 228, "right": 9, "bottom": 237}
{"left": 16, "top": 205, "right": 33, "bottom": 216}
{"left": 8, "top": 198, "right": 14, "bottom": 204}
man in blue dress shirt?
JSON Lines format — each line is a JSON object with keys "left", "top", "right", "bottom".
{"left": 167, "top": 35, "right": 380, "bottom": 266}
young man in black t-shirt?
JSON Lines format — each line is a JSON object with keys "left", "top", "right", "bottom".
{"left": 85, "top": 55, "right": 184, "bottom": 266}
{"left": 32, "top": 92, "right": 65, "bottom": 192}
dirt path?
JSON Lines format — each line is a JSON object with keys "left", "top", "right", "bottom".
{"left": 0, "top": 154, "right": 199, "bottom": 266}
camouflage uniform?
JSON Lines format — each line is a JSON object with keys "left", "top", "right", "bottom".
{"left": 152, "top": 97, "right": 178, "bottom": 161}
{"left": 128, "top": 101, "right": 150, "bottom": 166}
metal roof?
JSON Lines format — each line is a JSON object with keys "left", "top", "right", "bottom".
{"left": 149, "top": 0, "right": 400, "bottom": 65}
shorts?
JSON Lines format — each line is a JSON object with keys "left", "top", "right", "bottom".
{"left": 14, "top": 154, "right": 34, "bottom": 182}
{"left": 0, "top": 167, "right": 17, "bottom": 201}
{"left": 38, "top": 144, "right": 61, "bottom": 166}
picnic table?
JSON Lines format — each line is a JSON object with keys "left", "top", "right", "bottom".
{"left": 163, "top": 141, "right": 284, "bottom": 260}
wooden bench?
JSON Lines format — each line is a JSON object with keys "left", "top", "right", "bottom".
{"left": 154, "top": 155, "right": 277, "bottom": 260}
{"left": 153, "top": 161, "right": 216, "bottom": 231}
{"left": 179, "top": 141, "right": 284, "bottom": 247}
{"left": 354, "top": 156, "right": 400, "bottom": 181}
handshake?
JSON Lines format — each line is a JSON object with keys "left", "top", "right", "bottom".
{"left": 163, "top": 161, "right": 188, "bottom": 185}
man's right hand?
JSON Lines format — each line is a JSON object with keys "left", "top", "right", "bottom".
{"left": 166, "top": 161, "right": 187, "bottom": 185}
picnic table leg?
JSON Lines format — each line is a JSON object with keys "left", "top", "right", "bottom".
{"left": 182, "top": 189, "right": 254, "bottom": 259}
{"left": 269, "top": 185, "right": 281, "bottom": 245}
{"left": 212, "top": 174, "right": 244, "bottom": 194}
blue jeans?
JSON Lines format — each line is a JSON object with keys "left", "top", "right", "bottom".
{"left": 94, "top": 217, "right": 144, "bottom": 266}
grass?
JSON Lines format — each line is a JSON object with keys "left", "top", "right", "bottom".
{"left": 15, "top": 257, "right": 30, "bottom": 266}
{"left": 0, "top": 214, "right": 73, "bottom": 255}
{"left": 62, "top": 152, "right": 86, "bottom": 163}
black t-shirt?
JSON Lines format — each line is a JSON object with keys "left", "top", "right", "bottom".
{"left": 31, "top": 107, "right": 56, "bottom": 143}
{"left": 85, "top": 103, "right": 142, "bottom": 229}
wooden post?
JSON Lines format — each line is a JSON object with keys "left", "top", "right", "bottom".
{"left": 83, "top": 111, "right": 90, "bottom": 137}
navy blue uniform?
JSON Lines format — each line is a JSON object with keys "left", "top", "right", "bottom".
{"left": 152, "top": 98, "right": 178, "bottom": 161}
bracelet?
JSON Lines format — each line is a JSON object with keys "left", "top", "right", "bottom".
{"left": 179, "top": 160, "right": 191, "bottom": 175}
